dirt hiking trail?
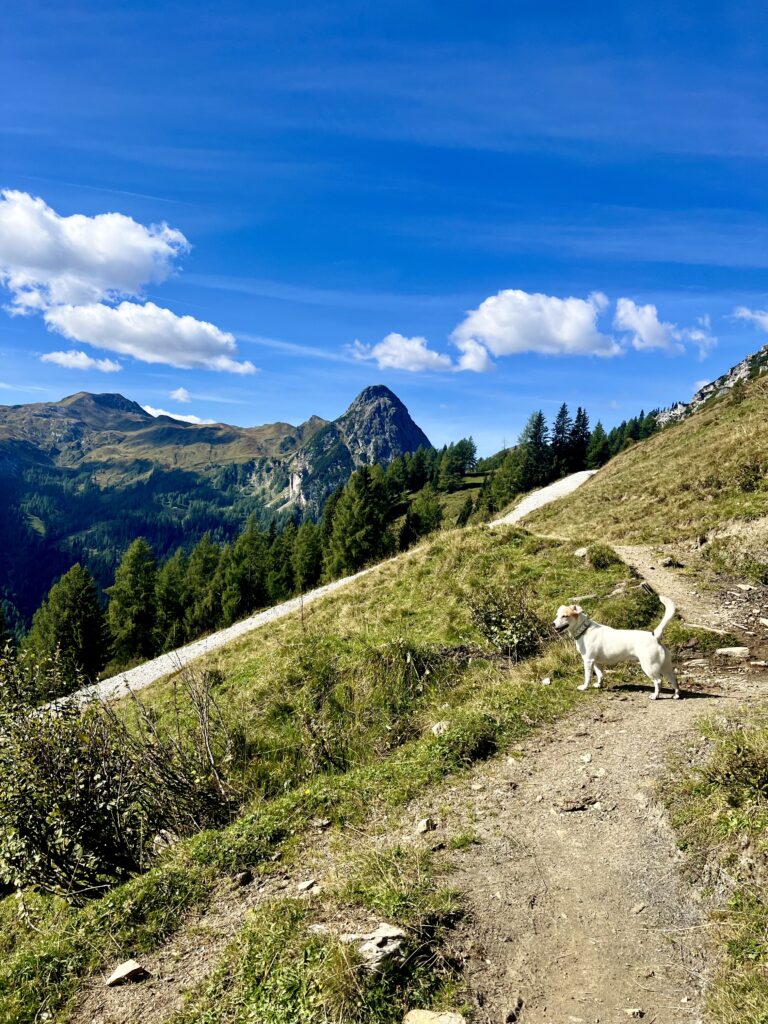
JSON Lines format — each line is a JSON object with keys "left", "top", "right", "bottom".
{"left": 70, "top": 477, "right": 768, "bottom": 1024}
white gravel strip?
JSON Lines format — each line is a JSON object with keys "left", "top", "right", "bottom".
{"left": 81, "top": 470, "right": 596, "bottom": 703}
{"left": 488, "top": 469, "right": 596, "bottom": 527}
{"left": 77, "top": 566, "right": 376, "bottom": 705}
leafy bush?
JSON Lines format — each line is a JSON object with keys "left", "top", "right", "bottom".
{"left": 0, "top": 655, "right": 242, "bottom": 901}
{"left": 466, "top": 584, "right": 550, "bottom": 661}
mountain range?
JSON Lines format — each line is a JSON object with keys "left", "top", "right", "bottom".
{"left": 0, "top": 385, "right": 431, "bottom": 625}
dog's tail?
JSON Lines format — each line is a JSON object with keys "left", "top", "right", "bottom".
{"left": 653, "top": 595, "right": 676, "bottom": 640}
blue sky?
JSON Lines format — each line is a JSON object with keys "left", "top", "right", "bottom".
{"left": 2, "top": 1, "right": 768, "bottom": 453}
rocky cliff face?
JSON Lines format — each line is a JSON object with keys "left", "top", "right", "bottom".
{"left": 657, "top": 343, "right": 768, "bottom": 427}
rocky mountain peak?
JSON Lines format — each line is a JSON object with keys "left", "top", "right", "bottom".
{"left": 336, "top": 385, "right": 431, "bottom": 465}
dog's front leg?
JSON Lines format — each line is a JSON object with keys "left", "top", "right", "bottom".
{"left": 577, "top": 657, "right": 593, "bottom": 692}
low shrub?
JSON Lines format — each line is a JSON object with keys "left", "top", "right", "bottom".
{"left": 587, "top": 543, "right": 623, "bottom": 570}
{"left": 466, "top": 584, "right": 550, "bottom": 661}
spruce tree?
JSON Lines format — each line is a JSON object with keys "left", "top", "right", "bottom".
{"left": 107, "top": 538, "right": 158, "bottom": 663}
{"left": 267, "top": 521, "right": 297, "bottom": 602}
{"left": 292, "top": 520, "right": 323, "bottom": 592}
{"left": 437, "top": 445, "right": 465, "bottom": 492}
{"left": 586, "top": 421, "right": 610, "bottom": 468}
{"left": 25, "top": 563, "right": 107, "bottom": 680}
{"left": 222, "top": 518, "right": 269, "bottom": 624}
{"left": 550, "top": 403, "right": 573, "bottom": 479}
{"left": 324, "top": 466, "right": 394, "bottom": 578}
{"left": 183, "top": 533, "right": 222, "bottom": 639}
{"left": 568, "top": 406, "right": 591, "bottom": 472}
{"left": 154, "top": 548, "right": 189, "bottom": 651}
{"left": 410, "top": 483, "right": 443, "bottom": 536}
{"left": 517, "top": 411, "right": 551, "bottom": 490}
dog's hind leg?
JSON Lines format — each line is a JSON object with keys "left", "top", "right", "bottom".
{"left": 663, "top": 660, "right": 681, "bottom": 700}
{"left": 650, "top": 676, "right": 662, "bottom": 700}
{"left": 592, "top": 664, "right": 604, "bottom": 689}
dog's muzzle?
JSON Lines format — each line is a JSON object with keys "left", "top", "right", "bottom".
{"left": 553, "top": 622, "right": 569, "bottom": 633}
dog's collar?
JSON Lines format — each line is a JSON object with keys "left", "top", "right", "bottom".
{"left": 571, "top": 618, "right": 595, "bottom": 641}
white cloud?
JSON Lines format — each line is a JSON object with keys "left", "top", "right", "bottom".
{"left": 614, "top": 299, "right": 716, "bottom": 357}
{"left": 454, "top": 337, "right": 495, "bottom": 372}
{"left": 40, "top": 349, "right": 122, "bottom": 373}
{"left": 613, "top": 298, "right": 682, "bottom": 353}
{"left": 452, "top": 289, "right": 620, "bottom": 360}
{"left": 350, "top": 332, "right": 453, "bottom": 372}
{"left": 734, "top": 305, "right": 768, "bottom": 332}
{"left": 0, "top": 189, "right": 187, "bottom": 313}
{"left": 142, "top": 405, "right": 216, "bottom": 425}
{"left": 44, "top": 301, "right": 256, "bottom": 374}
{"left": 170, "top": 386, "right": 191, "bottom": 402}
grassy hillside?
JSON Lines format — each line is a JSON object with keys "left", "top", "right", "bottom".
{"left": 0, "top": 523, "right": 664, "bottom": 1024}
{"left": 526, "top": 376, "right": 768, "bottom": 544}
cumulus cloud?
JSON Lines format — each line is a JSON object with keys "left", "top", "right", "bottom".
{"left": 142, "top": 405, "right": 216, "bottom": 425}
{"left": 454, "top": 337, "right": 495, "bottom": 372}
{"left": 44, "top": 301, "right": 256, "bottom": 374}
{"left": 734, "top": 305, "right": 768, "bottom": 332}
{"left": 170, "top": 386, "right": 191, "bottom": 402}
{"left": 615, "top": 299, "right": 716, "bottom": 357}
{"left": 40, "top": 350, "right": 122, "bottom": 373}
{"left": 0, "top": 189, "right": 187, "bottom": 313}
{"left": 350, "top": 332, "right": 453, "bottom": 372}
{"left": 452, "top": 289, "right": 620, "bottom": 362}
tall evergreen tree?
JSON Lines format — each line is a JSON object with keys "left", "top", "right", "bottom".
{"left": 517, "top": 411, "right": 551, "bottom": 490}
{"left": 568, "top": 406, "right": 591, "bottom": 472}
{"left": 586, "top": 421, "right": 610, "bottom": 468}
{"left": 437, "top": 445, "right": 465, "bottom": 492}
{"left": 222, "top": 519, "right": 269, "bottom": 624}
{"left": 550, "top": 403, "right": 573, "bottom": 479}
{"left": 410, "top": 484, "right": 443, "bottom": 537}
{"left": 107, "top": 538, "right": 158, "bottom": 663}
{"left": 292, "top": 520, "right": 323, "bottom": 592}
{"left": 267, "top": 521, "right": 297, "bottom": 602}
{"left": 154, "top": 548, "right": 189, "bottom": 651}
{"left": 25, "top": 563, "right": 107, "bottom": 680}
{"left": 324, "top": 466, "right": 394, "bottom": 578}
{"left": 183, "top": 533, "right": 222, "bottom": 639}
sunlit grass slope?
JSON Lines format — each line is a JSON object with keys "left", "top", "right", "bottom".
{"left": 0, "top": 525, "right": 659, "bottom": 1024}
{"left": 526, "top": 377, "right": 768, "bottom": 544}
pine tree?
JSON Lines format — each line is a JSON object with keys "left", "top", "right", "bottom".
{"left": 107, "top": 538, "right": 158, "bottom": 663}
{"left": 292, "top": 520, "right": 323, "bottom": 591}
{"left": 550, "top": 403, "right": 573, "bottom": 479}
{"left": 267, "top": 521, "right": 297, "bottom": 602}
{"left": 568, "top": 406, "right": 591, "bottom": 472}
{"left": 25, "top": 563, "right": 107, "bottom": 680}
{"left": 490, "top": 446, "right": 525, "bottom": 507}
{"left": 222, "top": 518, "right": 269, "bottom": 624}
{"left": 410, "top": 483, "right": 443, "bottom": 536}
{"left": 154, "top": 548, "right": 189, "bottom": 651}
{"left": 586, "top": 421, "right": 610, "bottom": 468}
{"left": 437, "top": 445, "right": 465, "bottom": 492}
{"left": 453, "top": 438, "right": 478, "bottom": 474}
{"left": 324, "top": 466, "right": 394, "bottom": 578}
{"left": 517, "top": 411, "right": 551, "bottom": 490}
{"left": 182, "top": 533, "right": 221, "bottom": 639}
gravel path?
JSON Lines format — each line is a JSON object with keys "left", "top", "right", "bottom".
{"left": 83, "top": 471, "right": 596, "bottom": 704}
{"left": 489, "top": 469, "right": 596, "bottom": 527}
{"left": 78, "top": 567, "right": 375, "bottom": 704}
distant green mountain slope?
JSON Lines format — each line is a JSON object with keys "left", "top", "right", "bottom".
{"left": 0, "top": 385, "right": 431, "bottom": 624}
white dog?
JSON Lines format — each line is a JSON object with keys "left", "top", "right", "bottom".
{"left": 553, "top": 596, "right": 680, "bottom": 700}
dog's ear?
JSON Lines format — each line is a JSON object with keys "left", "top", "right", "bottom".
{"left": 570, "top": 604, "right": 583, "bottom": 615}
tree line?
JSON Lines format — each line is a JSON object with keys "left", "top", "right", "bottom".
{"left": 472, "top": 403, "right": 659, "bottom": 519}
{"left": 18, "top": 440, "right": 478, "bottom": 686}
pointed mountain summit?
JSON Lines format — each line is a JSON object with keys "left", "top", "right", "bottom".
{"left": 337, "top": 385, "right": 432, "bottom": 466}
